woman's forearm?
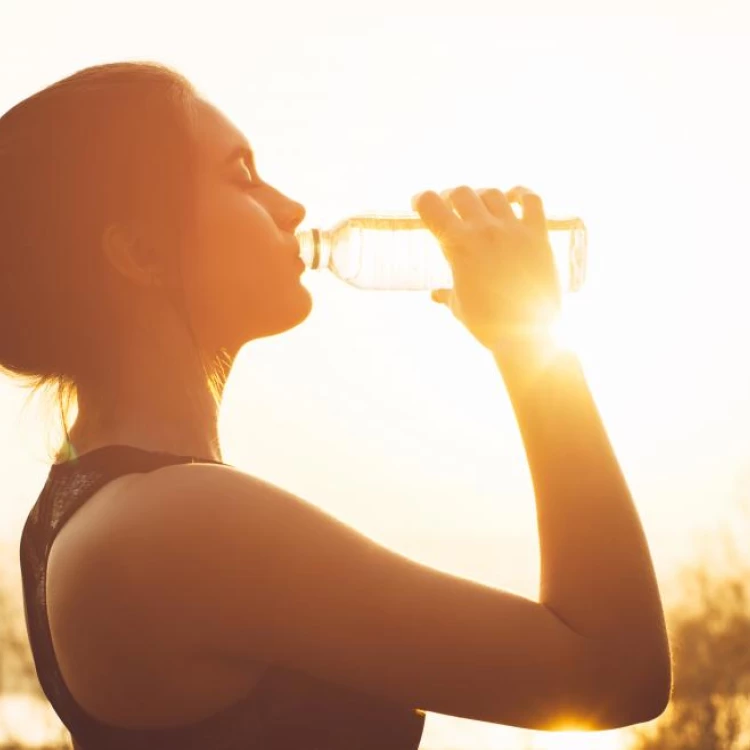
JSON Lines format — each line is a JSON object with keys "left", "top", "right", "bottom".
{"left": 493, "top": 336, "right": 671, "bottom": 699}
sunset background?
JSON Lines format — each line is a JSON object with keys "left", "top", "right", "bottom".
{"left": 1, "top": 1, "right": 750, "bottom": 748}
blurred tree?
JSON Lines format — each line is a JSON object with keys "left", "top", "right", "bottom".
{"left": 0, "top": 583, "right": 43, "bottom": 699}
{"left": 0, "top": 566, "right": 68, "bottom": 749}
{"left": 628, "top": 501, "right": 750, "bottom": 750}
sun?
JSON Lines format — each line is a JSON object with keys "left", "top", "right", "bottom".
{"left": 550, "top": 291, "right": 592, "bottom": 355}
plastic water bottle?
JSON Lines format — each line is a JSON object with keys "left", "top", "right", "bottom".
{"left": 296, "top": 213, "right": 587, "bottom": 292}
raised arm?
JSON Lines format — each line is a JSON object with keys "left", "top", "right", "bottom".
{"left": 497, "top": 336, "right": 671, "bottom": 727}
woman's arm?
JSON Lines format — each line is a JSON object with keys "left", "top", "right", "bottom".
{"left": 495, "top": 335, "right": 672, "bottom": 725}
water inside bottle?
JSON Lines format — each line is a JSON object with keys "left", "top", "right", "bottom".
{"left": 332, "top": 222, "right": 453, "bottom": 290}
{"left": 330, "top": 216, "right": 586, "bottom": 292}
{"left": 297, "top": 214, "right": 587, "bottom": 292}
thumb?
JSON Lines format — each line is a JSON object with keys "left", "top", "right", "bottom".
{"left": 430, "top": 288, "right": 451, "bottom": 305}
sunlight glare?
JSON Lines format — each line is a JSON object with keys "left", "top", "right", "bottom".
{"left": 530, "top": 728, "right": 625, "bottom": 750}
{"left": 551, "top": 293, "right": 589, "bottom": 354}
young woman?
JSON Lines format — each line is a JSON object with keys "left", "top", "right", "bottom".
{"left": 1, "top": 62, "right": 671, "bottom": 750}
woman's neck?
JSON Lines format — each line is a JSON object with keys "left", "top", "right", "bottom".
{"left": 62, "top": 386, "right": 223, "bottom": 464}
{"left": 57, "top": 423, "right": 223, "bottom": 463}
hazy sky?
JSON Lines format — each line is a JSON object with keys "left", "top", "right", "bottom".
{"left": 1, "top": 3, "right": 749, "bottom": 747}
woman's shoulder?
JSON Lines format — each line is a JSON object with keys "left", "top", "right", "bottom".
{"left": 119, "top": 460, "right": 292, "bottom": 520}
{"left": 46, "top": 460, "right": 282, "bottom": 648}
{"left": 45, "top": 460, "right": 278, "bottom": 725}
{"left": 54, "top": 460, "right": 290, "bottom": 568}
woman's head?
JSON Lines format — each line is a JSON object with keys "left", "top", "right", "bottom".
{"left": 0, "top": 62, "right": 310, "bottom": 457}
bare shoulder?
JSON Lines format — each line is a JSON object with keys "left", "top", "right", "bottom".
{"left": 45, "top": 463, "right": 273, "bottom": 726}
{"left": 72, "top": 461, "right": 656, "bottom": 729}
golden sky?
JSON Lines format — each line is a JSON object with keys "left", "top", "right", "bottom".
{"left": 1, "top": 2, "right": 749, "bottom": 748}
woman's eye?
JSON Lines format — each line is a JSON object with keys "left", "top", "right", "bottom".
{"left": 237, "top": 161, "right": 263, "bottom": 190}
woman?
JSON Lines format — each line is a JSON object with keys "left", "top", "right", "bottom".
{"left": 1, "top": 62, "right": 671, "bottom": 750}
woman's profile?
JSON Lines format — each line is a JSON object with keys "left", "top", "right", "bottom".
{"left": 0, "top": 62, "right": 671, "bottom": 750}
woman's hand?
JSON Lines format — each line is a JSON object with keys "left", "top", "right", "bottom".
{"left": 412, "top": 185, "right": 562, "bottom": 351}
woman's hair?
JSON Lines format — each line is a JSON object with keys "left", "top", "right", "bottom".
{"left": 0, "top": 62, "right": 230, "bottom": 461}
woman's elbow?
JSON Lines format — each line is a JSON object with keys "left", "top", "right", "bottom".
{"left": 593, "top": 647, "right": 673, "bottom": 729}
{"left": 624, "top": 652, "right": 672, "bottom": 725}
{"left": 573, "top": 638, "right": 672, "bottom": 730}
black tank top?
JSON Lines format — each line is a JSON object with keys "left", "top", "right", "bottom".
{"left": 20, "top": 445, "right": 426, "bottom": 750}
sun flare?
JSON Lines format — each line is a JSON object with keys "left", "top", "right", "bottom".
{"left": 530, "top": 728, "right": 626, "bottom": 750}
{"left": 551, "top": 294, "right": 590, "bottom": 354}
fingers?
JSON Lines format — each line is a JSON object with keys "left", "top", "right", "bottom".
{"left": 476, "top": 188, "right": 515, "bottom": 222}
{"left": 414, "top": 185, "right": 546, "bottom": 233}
{"left": 411, "top": 190, "right": 463, "bottom": 240}
{"left": 439, "top": 186, "right": 489, "bottom": 222}
{"left": 506, "top": 185, "right": 546, "bottom": 231}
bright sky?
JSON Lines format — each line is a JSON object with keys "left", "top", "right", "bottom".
{"left": 1, "top": 2, "right": 749, "bottom": 749}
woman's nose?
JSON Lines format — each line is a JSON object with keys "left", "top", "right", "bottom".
{"left": 278, "top": 199, "right": 306, "bottom": 233}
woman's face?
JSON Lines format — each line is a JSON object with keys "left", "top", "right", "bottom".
{"left": 182, "top": 98, "right": 312, "bottom": 355}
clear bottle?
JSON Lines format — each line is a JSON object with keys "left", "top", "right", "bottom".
{"left": 296, "top": 213, "right": 588, "bottom": 292}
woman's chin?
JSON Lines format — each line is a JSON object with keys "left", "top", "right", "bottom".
{"left": 245, "top": 284, "right": 314, "bottom": 342}
{"left": 285, "top": 283, "right": 314, "bottom": 328}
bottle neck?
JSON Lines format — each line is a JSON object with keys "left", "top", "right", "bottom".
{"left": 296, "top": 228, "right": 331, "bottom": 271}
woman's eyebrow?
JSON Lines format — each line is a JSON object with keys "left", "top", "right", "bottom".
{"left": 224, "top": 145, "right": 255, "bottom": 168}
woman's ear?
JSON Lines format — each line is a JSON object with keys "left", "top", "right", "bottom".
{"left": 101, "top": 222, "right": 163, "bottom": 288}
